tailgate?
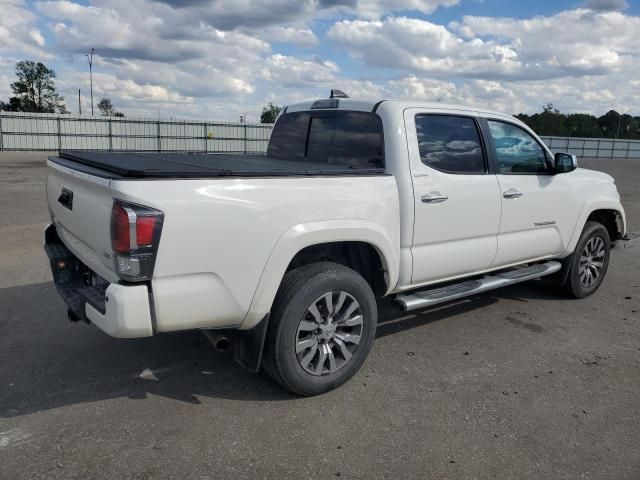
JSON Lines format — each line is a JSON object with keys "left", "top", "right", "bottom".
{"left": 47, "top": 158, "right": 119, "bottom": 283}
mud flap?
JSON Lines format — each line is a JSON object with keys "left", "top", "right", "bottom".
{"left": 234, "top": 314, "right": 270, "bottom": 373}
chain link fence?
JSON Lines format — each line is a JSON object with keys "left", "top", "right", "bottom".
{"left": 1, "top": 111, "right": 639, "bottom": 159}
{"left": 539, "top": 136, "right": 640, "bottom": 159}
{"left": 0, "top": 111, "right": 272, "bottom": 153}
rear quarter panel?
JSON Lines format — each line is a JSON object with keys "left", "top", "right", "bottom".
{"left": 110, "top": 175, "right": 400, "bottom": 331}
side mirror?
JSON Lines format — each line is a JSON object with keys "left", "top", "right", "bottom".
{"left": 554, "top": 152, "right": 578, "bottom": 174}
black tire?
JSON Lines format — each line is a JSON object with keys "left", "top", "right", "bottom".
{"left": 262, "top": 262, "right": 377, "bottom": 396}
{"left": 562, "top": 221, "right": 611, "bottom": 299}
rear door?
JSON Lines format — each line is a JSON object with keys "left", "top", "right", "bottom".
{"left": 47, "top": 159, "right": 118, "bottom": 282}
{"left": 404, "top": 109, "right": 501, "bottom": 285}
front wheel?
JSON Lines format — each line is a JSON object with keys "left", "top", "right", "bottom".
{"left": 262, "top": 262, "right": 377, "bottom": 396}
{"left": 562, "top": 221, "right": 611, "bottom": 299}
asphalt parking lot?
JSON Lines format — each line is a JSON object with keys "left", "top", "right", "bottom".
{"left": 0, "top": 153, "right": 639, "bottom": 480}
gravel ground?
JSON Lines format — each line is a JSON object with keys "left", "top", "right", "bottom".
{"left": 0, "top": 153, "right": 639, "bottom": 480}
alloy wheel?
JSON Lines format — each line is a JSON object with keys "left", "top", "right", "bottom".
{"left": 295, "top": 291, "right": 364, "bottom": 376}
{"left": 578, "top": 236, "right": 606, "bottom": 288}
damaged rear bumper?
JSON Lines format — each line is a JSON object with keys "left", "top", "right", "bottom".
{"left": 45, "top": 224, "right": 153, "bottom": 338}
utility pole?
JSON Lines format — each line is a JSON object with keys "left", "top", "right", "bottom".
{"left": 78, "top": 89, "right": 82, "bottom": 115}
{"left": 86, "top": 48, "right": 95, "bottom": 115}
{"left": 615, "top": 110, "right": 629, "bottom": 139}
{"left": 436, "top": 87, "right": 453, "bottom": 102}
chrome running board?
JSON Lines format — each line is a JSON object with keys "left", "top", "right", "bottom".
{"left": 395, "top": 261, "right": 562, "bottom": 311}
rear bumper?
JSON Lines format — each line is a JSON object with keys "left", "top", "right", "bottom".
{"left": 45, "top": 224, "right": 153, "bottom": 338}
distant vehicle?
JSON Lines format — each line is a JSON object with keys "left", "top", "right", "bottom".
{"left": 45, "top": 91, "right": 630, "bottom": 395}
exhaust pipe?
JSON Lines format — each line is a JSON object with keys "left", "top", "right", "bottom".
{"left": 202, "top": 330, "right": 231, "bottom": 352}
{"left": 214, "top": 337, "right": 230, "bottom": 352}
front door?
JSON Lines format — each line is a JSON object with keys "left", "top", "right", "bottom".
{"left": 485, "top": 119, "right": 567, "bottom": 267}
{"left": 405, "top": 110, "right": 501, "bottom": 285}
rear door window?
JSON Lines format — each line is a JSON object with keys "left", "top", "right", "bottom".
{"left": 415, "top": 115, "right": 486, "bottom": 174}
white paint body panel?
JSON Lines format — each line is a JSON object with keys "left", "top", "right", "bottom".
{"left": 111, "top": 175, "right": 400, "bottom": 330}
{"left": 45, "top": 99, "right": 626, "bottom": 337}
{"left": 85, "top": 283, "right": 153, "bottom": 338}
{"left": 403, "top": 107, "right": 501, "bottom": 284}
{"left": 47, "top": 161, "right": 119, "bottom": 283}
{"left": 494, "top": 168, "right": 624, "bottom": 266}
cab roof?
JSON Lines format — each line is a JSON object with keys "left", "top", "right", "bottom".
{"left": 285, "top": 98, "right": 518, "bottom": 124}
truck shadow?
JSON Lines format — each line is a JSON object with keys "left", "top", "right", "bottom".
{"left": 0, "top": 280, "right": 566, "bottom": 417}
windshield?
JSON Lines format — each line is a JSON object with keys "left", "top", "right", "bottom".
{"left": 267, "top": 110, "right": 384, "bottom": 168}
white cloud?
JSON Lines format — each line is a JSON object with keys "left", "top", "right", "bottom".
{"left": 385, "top": 73, "right": 640, "bottom": 116}
{"left": 0, "top": 0, "right": 51, "bottom": 58}
{"left": 458, "top": 9, "right": 638, "bottom": 74}
{"left": 58, "top": 71, "right": 191, "bottom": 104}
{"left": 253, "top": 26, "right": 319, "bottom": 48}
{"left": 0, "top": 57, "right": 15, "bottom": 100}
{"left": 143, "top": 0, "right": 458, "bottom": 27}
{"left": 35, "top": 0, "right": 266, "bottom": 113}
{"left": 388, "top": 75, "right": 456, "bottom": 101}
{"left": 329, "top": 17, "right": 528, "bottom": 78}
{"left": 330, "top": 10, "right": 640, "bottom": 81}
{"left": 261, "top": 54, "right": 339, "bottom": 87}
{"left": 0, "top": 0, "right": 638, "bottom": 119}
{"left": 350, "top": 0, "right": 459, "bottom": 19}
{"left": 38, "top": 0, "right": 270, "bottom": 63}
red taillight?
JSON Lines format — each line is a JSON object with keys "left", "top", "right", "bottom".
{"left": 136, "top": 216, "right": 157, "bottom": 247}
{"left": 111, "top": 203, "right": 131, "bottom": 253}
{"left": 110, "top": 201, "right": 164, "bottom": 282}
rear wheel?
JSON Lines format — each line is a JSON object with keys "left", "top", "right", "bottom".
{"left": 562, "top": 221, "right": 611, "bottom": 299}
{"left": 263, "top": 262, "right": 377, "bottom": 396}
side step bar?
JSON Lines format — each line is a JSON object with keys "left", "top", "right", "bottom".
{"left": 395, "top": 261, "right": 562, "bottom": 311}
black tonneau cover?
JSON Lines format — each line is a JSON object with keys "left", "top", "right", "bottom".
{"left": 53, "top": 151, "right": 385, "bottom": 178}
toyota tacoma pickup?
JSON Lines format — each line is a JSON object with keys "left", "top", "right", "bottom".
{"left": 45, "top": 92, "right": 629, "bottom": 396}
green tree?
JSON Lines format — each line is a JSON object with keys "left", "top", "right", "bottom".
{"left": 626, "top": 117, "right": 640, "bottom": 140}
{"left": 565, "top": 113, "right": 600, "bottom": 138}
{"left": 97, "top": 97, "right": 124, "bottom": 117}
{"left": 260, "top": 102, "right": 282, "bottom": 124}
{"left": 595, "top": 110, "right": 638, "bottom": 139}
{"left": 8, "top": 60, "right": 67, "bottom": 113}
{"left": 516, "top": 106, "right": 640, "bottom": 139}
{"left": 0, "top": 97, "right": 22, "bottom": 112}
{"left": 597, "top": 110, "right": 621, "bottom": 138}
{"left": 533, "top": 103, "right": 569, "bottom": 136}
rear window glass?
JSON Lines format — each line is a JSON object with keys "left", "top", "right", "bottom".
{"left": 267, "top": 111, "right": 384, "bottom": 168}
{"left": 265, "top": 112, "right": 309, "bottom": 161}
{"left": 415, "top": 115, "right": 485, "bottom": 174}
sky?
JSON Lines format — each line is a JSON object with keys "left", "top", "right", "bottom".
{"left": 0, "top": 0, "right": 639, "bottom": 121}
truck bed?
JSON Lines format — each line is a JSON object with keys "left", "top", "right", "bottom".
{"left": 51, "top": 151, "right": 386, "bottom": 179}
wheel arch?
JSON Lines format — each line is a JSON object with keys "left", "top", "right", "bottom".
{"left": 586, "top": 209, "right": 625, "bottom": 242}
{"left": 240, "top": 219, "right": 398, "bottom": 330}
{"left": 285, "top": 241, "right": 387, "bottom": 297}
{"left": 565, "top": 198, "right": 626, "bottom": 255}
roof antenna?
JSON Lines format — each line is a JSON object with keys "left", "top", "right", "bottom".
{"left": 330, "top": 89, "right": 349, "bottom": 99}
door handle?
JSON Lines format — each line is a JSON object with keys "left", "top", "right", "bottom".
{"left": 503, "top": 189, "right": 523, "bottom": 199}
{"left": 421, "top": 192, "right": 448, "bottom": 204}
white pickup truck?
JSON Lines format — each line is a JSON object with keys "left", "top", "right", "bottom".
{"left": 45, "top": 93, "right": 630, "bottom": 395}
